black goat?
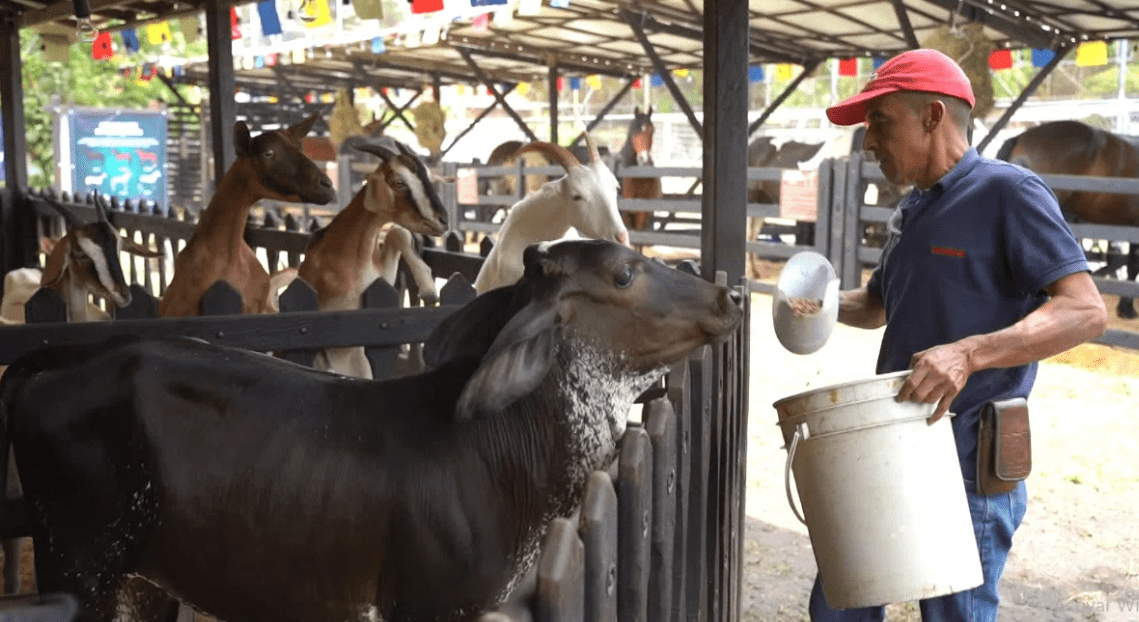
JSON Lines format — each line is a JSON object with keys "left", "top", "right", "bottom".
{"left": 0, "top": 239, "right": 743, "bottom": 622}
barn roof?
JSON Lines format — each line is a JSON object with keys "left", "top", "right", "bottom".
{"left": 14, "top": 0, "right": 1139, "bottom": 93}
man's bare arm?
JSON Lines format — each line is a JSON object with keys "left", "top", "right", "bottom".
{"left": 899, "top": 271, "right": 1107, "bottom": 421}
{"left": 838, "top": 287, "right": 887, "bottom": 329}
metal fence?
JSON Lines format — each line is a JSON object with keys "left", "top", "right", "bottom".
{"left": 0, "top": 188, "right": 750, "bottom": 622}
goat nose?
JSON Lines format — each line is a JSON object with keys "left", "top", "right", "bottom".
{"left": 727, "top": 289, "right": 743, "bottom": 307}
{"left": 615, "top": 231, "right": 628, "bottom": 245}
{"left": 320, "top": 178, "right": 334, "bottom": 188}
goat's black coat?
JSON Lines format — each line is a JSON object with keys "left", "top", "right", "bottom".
{"left": 0, "top": 240, "right": 743, "bottom": 622}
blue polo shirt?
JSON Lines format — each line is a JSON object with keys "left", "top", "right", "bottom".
{"left": 866, "top": 148, "right": 1088, "bottom": 480}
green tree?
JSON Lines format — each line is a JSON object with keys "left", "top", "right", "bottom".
{"left": 13, "top": 26, "right": 201, "bottom": 188}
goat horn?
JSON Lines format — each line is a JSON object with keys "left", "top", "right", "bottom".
{"left": 93, "top": 193, "right": 111, "bottom": 223}
{"left": 42, "top": 196, "right": 81, "bottom": 229}
{"left": 513, "top": 142, "right": 580, "bottom": 172}
{"left": 353, "top": 141, "right": 399, "bottom": 161}
{"left": 583, "top": 132, "right": 600, "bottom": 163}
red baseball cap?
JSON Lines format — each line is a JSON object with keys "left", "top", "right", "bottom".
{"left": 825, "top": 49, "right": 976, "bottom": 126}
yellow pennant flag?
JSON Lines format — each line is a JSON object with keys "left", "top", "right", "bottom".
{"left": 586, "top": 74, "right": 602, "bottom": 90}
{"left": 516, "top": 82, "right": 531, "bottom": 96}
{"left": 776, "top": 63, "right": 794, "bottom": 81}
{"left": 673, "top": 68, "right": 689, "bottom": 78}
{"left": 1076, "top": 40, "right": 1108, "bottom": 67}
{"left": 302, "top": 0, "right": 332, "bottom": 28}
{"left": 147, "top": 21, "right": 173, "bottom": 44}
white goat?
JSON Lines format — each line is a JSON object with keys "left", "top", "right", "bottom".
{"left": 474, "top": 134, "right": 628, "bottom": 293}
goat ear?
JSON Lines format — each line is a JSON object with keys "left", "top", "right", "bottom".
{"left": 424, "top": 284, "right": 523, "bottom": 368}
{"left": 234, "top": 122, "right": 253, "bottom": 157}
{"left": 289, "top": 111, "right": 321, "bottom": 140}
{"left": 455, "top": 299, "right": 559, "bottom": 420}
{"left": 120, "top": 236, "right": 164, "bottom": 258}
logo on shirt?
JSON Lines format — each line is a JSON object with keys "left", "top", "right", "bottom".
{"left": 931, "top": 246, "right": 966, "bottom": 258}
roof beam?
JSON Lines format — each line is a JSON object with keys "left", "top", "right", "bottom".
{"left": 619, "top": 8, "right": 806, "bottom": 65}
{"left": 889, "top": 0, "right": 920, "bottom": 49}
{"left": 457, "top": 47, "right": 538, "bottom": 143}
{"left": 623, "top": 10, "right": 702, "bottom": 138}
{"left": 449, "top": 35, "right": 647, "bottom": 77}
{"left": 922, "top": 0, "right": 1060, "bottom": 50}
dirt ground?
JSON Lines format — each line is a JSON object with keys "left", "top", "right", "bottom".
{"left": 743, "top": 288, "right": 1139, "bottom": 622}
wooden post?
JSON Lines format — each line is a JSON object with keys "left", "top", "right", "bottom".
{"left": 205, "top": 0, "right": 237, "bottom": 189}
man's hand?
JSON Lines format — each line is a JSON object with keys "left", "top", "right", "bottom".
{"left": 897, "top": 341, "right": 974, "bottom": 424}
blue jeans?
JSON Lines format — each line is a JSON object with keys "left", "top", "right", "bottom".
{"left": 808, "top": 480, "right": 1028, "bottom": 622}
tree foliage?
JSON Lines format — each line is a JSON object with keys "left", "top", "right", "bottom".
{"left": 15, "top": 27, "right": 201, "bottom": 188}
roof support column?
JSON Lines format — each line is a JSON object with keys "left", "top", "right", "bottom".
{"left": 747, "top": 60, "right": 820, "bottom": 139}
{"left": 0, "top": 11, "right": 37, "bottom": 280}
{"left": 567, "top": 77, "right": 638, "bottom": 149}
{"left": 701, "top": 0, "right": 747, "bottom": 287}
{"left": 376, "top": 87, "right": 422, "bottom": 133}
{"left": 458, "top": 48, "right": 538, "bottom": 142}
{"left": 976, "top": 43, "right": 1071, "bottom": 154}
{"left": 547, "top": 63, "right": 558, "bottom": 144}
{"left": 439, "top": 85, "right": 516, "bottom": 159}
{"left": 624, "top": 11, "right": 702, "bottom": 138}
{"left": 205, "top": 0, "right": 237, "bottom": 188}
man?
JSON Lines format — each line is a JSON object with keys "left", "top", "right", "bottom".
{"left": 815, "top": 48, "right": 1108, "bottom": 621}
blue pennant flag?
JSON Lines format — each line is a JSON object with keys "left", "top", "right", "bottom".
{"left": 258, "top": 1, "right": 283, "bottom": 36}
{"left": 569, "top": 76, "right": 581, "bottom": 91}
{"left": 371, "top": 37, "right": 385, "bottom": 53}
{"left": 549, "top": 0, "right": 569, "bottom": 6}
{"left": 1031, "top": 48, "right": 1055, "bottom": 67}
{"left": 120, "top": 28, "right": 140, "bottom": 53}
{"left": 470, "top": 0, "right": 508, "bottom": 5}
{"left": 748, "top": 65, "right": 764, "bottom": 83}
{"left": 872, "top": 57, "right": 887, "bottom": 70}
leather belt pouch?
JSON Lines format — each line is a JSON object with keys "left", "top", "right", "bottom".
{"left": 976, "top": 397, "right": 1031, "bottom": 495}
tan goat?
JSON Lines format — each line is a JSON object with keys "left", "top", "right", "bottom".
{"left": 298, "top": 138, "right": 449, "bottom": 379}
{"left": 159, "top": 112, "right": 336, "bottom": 317}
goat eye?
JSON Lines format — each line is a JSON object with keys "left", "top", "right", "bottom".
{"left": 614, "top": 265, "right": 634, "bottom": 289}
{"left": 572, "top": 194, "right": 583, "bottom": 202}
{"left": 262, "top": 149, "right": 275, "bottom": 159}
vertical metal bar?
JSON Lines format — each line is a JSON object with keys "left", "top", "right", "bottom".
{"left": 205, "top": 0, "right": 237, "bottom": 188}
{"left": 976, "top": 44, "right": 1071, "bottom": 154}
{"left": 828, "top": 157, "right": 848, "bottom": 286}
{"left": 814, "top": 158, "right": 833, "bottom": 258}
{"left": 700, "top": 0, "right": 748, "bottom": 288}
{"left": 0, "top": 12, "right": 36, "bottom": 280}
{"left": 841, "top": 154, "right": 862, "bottom": 289}
{"left": 548, "top": 64, "right": 559, "bottom": 144}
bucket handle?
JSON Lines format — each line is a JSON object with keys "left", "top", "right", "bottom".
{"left": 784, "top": 424, "right": 808, "bottom": 525}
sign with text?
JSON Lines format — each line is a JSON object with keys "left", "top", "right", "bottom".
{"left": 779, "top": 169, "right": 819, "bottom": 222}
{"left": 59, "top": 108, "right": 168, "bottom": 206}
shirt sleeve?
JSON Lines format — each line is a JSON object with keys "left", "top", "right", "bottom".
{"left": 1003, "top": 174, "right": 1090, "bottom": 296}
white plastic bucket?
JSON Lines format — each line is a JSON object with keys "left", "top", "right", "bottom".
{"left": 772, "top": 251, "right": 839, "bottom": 355}
{"left": 772, "top": 371, "right": 983, "bottom": 609}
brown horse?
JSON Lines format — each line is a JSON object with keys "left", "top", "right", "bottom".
{"left": 618, "top": 106, "right": 663, "bottom": 238}
{"left": 998, "top": 120, "right": 1139, "bottom": 319}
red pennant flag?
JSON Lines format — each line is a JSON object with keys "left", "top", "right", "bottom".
{"left": 92, "top": 32, "right": 113, "bottom": 59}
{"left": 838, "top": 58, "right": 858, "bottom": 76}
{"left": 989, "top": 49, "right": 1013, "bottom": 70}
{"left": 231, "top": 7, "right": 241, "bottom": 39}
{"left": 632, "top": 78, "right": 641, "bottom": 89}
{"left": 472, "top": 12, "right": 489, "bottom": 32}
{"left": 556, "top": 76, "right": 564, "bottom": 91}
{"left": 410, "top": 0, "right": 442, "bottom": 13}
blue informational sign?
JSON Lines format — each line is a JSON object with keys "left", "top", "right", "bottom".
{"left": 66, "top": 108, "right": 167, "bottom": 206}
